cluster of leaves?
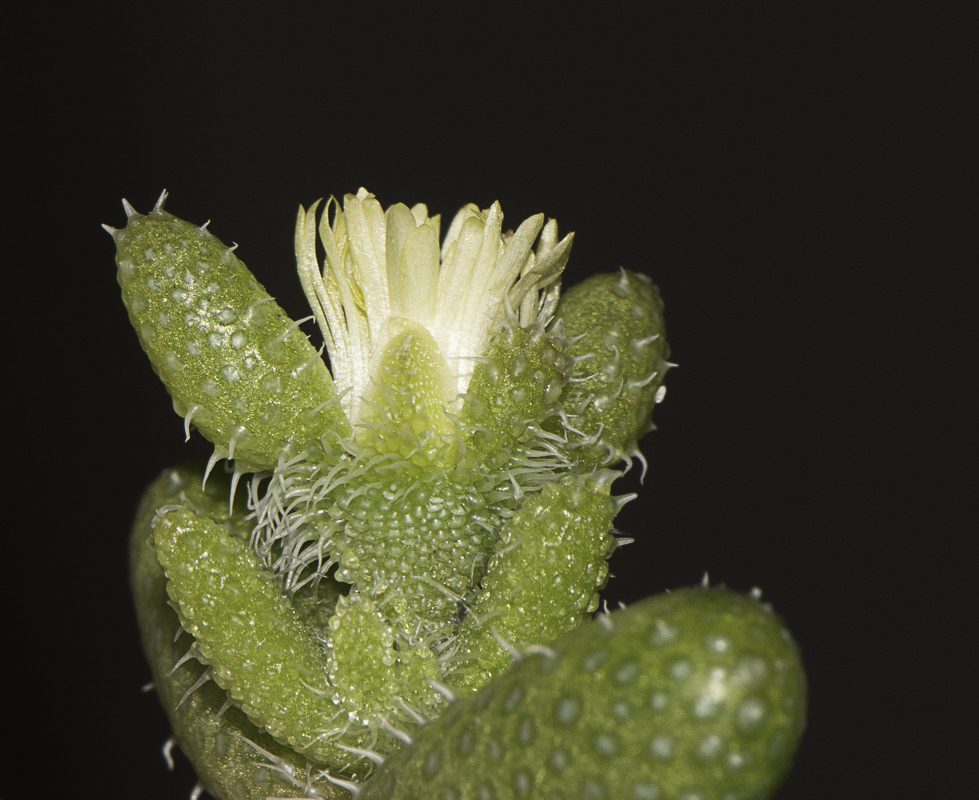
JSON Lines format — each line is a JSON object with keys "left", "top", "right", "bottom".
{"left": 113, "top": 191, "right": 805, "bottom": 799}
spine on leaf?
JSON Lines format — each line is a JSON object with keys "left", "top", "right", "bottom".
{"left": 110, "top": 193, "right": 349, "bottom": 472}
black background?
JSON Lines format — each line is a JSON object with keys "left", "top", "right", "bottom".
{"left": 8, "top": 3, "right": 971, "bottom": 798}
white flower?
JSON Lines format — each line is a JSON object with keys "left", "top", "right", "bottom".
{"left": 295, "top": 188, "right": 574, "bottom": 425}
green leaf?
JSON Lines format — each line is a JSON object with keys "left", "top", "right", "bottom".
{"left": 112, "top": 196, "right": 348, "bottom": 471}
{"left": 362, "top": 587, "right": 807, "bottom": 800}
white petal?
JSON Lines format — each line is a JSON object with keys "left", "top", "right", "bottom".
{"left": 316, "top": 199, "right": 356, "bottom": 402}
{"left": 384, "top": 203, "right": 417, "bottom": 319}
{"left": 440, "top": 203, "right": 481, "bottom": 261}
{"left": 494, "top": 212, "right": 544, "bottom": 298}
{"left": 537, "top": 218, "right": 559, "bottom": 259}
{"left": 432, "top": 215, "right": 489, "bottom": 372}
{"left": 409, "top": 203, "right": 429, "bottom": 226}
{"left": 398, "top": 222, "right": 440, "bottom": 328}
{"left": 434, "top": 212, "right": 486, "bottom": 331}
{"left": 295, "top": 199, "right": 332, "bottom": 349}
{"left": 343, "top": 192, "right": 390, "bottom": 346}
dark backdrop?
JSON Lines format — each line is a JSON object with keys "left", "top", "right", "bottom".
{"left": 8, "top": 4, "right": 970, "bottom": 798}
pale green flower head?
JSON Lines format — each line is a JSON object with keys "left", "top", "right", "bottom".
{"left": 295, "top": 188, "right": 574, "bottom": 426}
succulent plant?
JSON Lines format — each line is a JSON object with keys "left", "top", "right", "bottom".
{"left": 112, "top": 189, "right": 805, "bottom": 799}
